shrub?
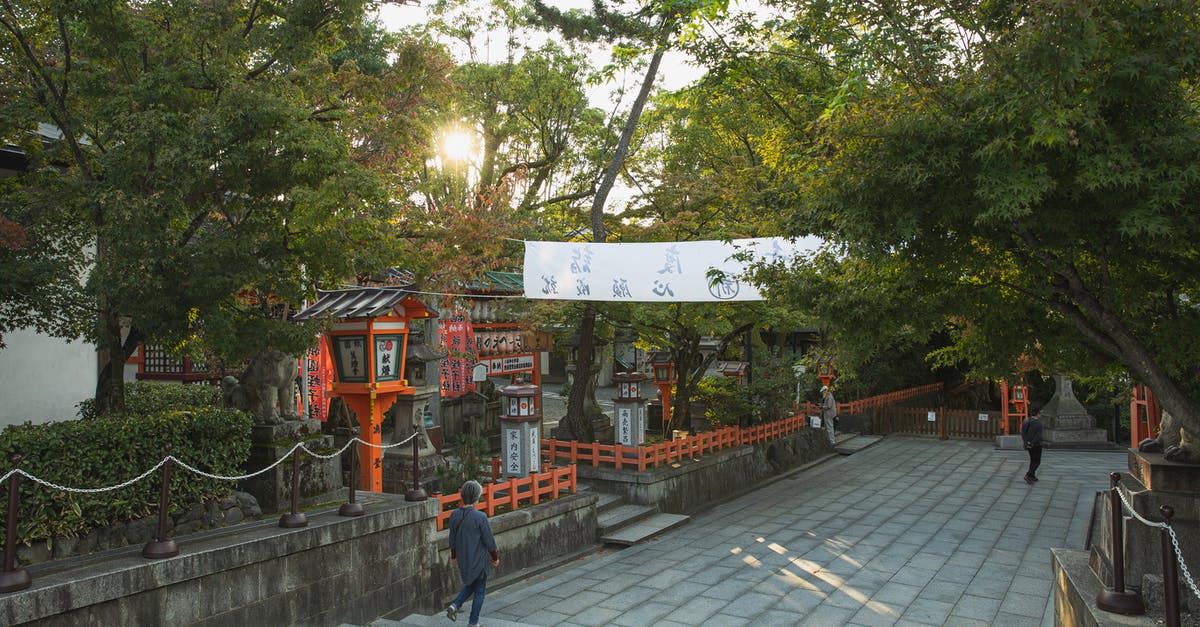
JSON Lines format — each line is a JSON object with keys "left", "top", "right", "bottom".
{"left": 76, "top": 380, "right": 222, "bottom": 420}
{"left": 2, "top": 382, "right": 251, "bottom": 546}
{"left": 435, "top": 434, "right": 492, "bottom": 494}
{"left": 695, "top": 376, "right": 752, "bottom": 427}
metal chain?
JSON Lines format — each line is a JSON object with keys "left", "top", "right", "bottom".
{"left": 5, "top": 458, "right": 167, "bottom": 494}
{"left": 1114, "top": 486, "right": 1200, "bottom": 600}
{"left": 0, "top": 430, "right": 427, "bottom": 493}
{"left": 169, "top": 443, "right": 303, "bottom": 482}
{"left": 300, "top": 438, "right": 356, "bottom": 460}
{"left": 1115, "top": 488, "right": 1169, "bottom": 529}
{"left": 1168, "top": 527, "right": 1200, "bottom": 600}
{"left": 361, "top": 431, "right": 419, "bottom": 450}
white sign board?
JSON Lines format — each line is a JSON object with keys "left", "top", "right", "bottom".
{"left": 524, "top": 238, "right": 811, "bottom": 302}
{"left": 927, "top": 411, "right": 937, "bottom": 422}
{"left": 484, "top": 354, "right": 536, "bottom": 375}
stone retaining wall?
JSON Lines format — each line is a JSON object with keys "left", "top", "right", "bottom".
{"left": 17, "top": 491, "right": 263, "bottom": 567}
{"left": 5, "top": 490, "right": 599, "bottom": 626}
{"left": 5, "top": 496, "right": 441, "bottom": 627}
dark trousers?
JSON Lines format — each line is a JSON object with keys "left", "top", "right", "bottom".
{"left": 1026, "top": 446, "right": 1042, "bottom": 478}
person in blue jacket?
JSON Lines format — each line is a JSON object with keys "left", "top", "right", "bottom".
{"left": 446, "top": 480, "right": 498, "bottom": 626}
{"left": 1021, "top": 406, "right": 1044, "bottom": 484}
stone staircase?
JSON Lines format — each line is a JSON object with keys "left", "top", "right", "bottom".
{"left": 594, "top": 491, "right": 689, "bottom": 546}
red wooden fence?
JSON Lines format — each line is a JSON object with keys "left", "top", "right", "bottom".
{"left": 801, "top": 382, "right": 944, "bottom": 417}
{"left": 436, "top": 465, "right": 577, "bottom": 530}
{"left": 541, "top": 415, "right": 811, "bottom": 471}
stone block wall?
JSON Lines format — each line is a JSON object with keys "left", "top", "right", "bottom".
{"left": 4, "top": 495, "right": 443, "bottom": 627}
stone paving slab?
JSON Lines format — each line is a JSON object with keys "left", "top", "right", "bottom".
{"left": 472, "top": 436, "right": 1124, "bottom": 626}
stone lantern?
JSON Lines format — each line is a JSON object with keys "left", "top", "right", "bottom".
{"left": 613, "top": 372, "right": 648, "bottom": 446}
{"left": 500, "top": 378, "right": 541, "bottom": 478}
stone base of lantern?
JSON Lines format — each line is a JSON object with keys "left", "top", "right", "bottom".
{"left": 240, "top": 419, "right": 344, "bottom": 514}
{"left": 382, "top": 450, "right": 445, "bottom": 495}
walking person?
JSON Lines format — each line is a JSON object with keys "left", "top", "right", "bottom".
{"left": 446, "top": 480, "right": 498, "bottom": 626}
{"left": 1021, "top": 406, "right": 1044, "bottom": 484}
{"left": 820, "top": 385, "right": 838, "bottom": 444}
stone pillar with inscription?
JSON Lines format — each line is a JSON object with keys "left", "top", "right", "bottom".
{"left": 613, "top": 372, "right": 648, "bottom": 446}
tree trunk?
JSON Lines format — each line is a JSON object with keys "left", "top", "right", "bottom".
{"left": 561, "top": 304, "right": 598, "bottom": 442}
{"left": 93, "top": 306, "right": 127, "bottom": 415}
{"left": 562, "top": 45, "right": 667, "bottom": 439}
{"left": 1044, "top": 259, "right": 1200, "bottom": 436}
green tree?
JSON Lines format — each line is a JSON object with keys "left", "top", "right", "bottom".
{"left": 528, "top": 0, "right": 730, "bottom": 441}
{"left": 0, "top": 1, "right": 441, "bottom": 414}
{"left": 761, "top": 1, "right": 1200, "bottom": 432}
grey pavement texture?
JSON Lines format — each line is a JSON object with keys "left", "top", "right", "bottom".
{"left": 466, "top": 436, "right": 1124, "bottom": 626}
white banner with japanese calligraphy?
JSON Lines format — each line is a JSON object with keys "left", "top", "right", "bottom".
{"left": 523, "top": 238, "right": 807, "bottom": 302}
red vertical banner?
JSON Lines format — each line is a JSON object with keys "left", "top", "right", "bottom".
{"left": 439, "top": 309, "right": 478, "bottom": 398}
{"left": 306, "top": 337, "right": 332, "bottom": 421}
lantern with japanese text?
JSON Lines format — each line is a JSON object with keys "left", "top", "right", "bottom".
{"left": 500, "top": 378, "right": 541, "bottom": 478}
{"left": 613, "top": 372, "right": 648, "bottom": 446}
{"left": 294, "top": 287, "right": 435, "bottom": 493}
{"left": 649, "top": 350, "right": 675, "bottom": 430}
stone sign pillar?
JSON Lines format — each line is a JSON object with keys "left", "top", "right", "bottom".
{"left": 1042, "top": 374, "right": 1108, "bottom": 446}
{"left": 613, "top": 372, "right": 648, "bottom": 446}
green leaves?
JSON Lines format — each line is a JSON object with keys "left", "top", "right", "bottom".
{"left": 0, "top": 382, "right": 252, "bottom": 548}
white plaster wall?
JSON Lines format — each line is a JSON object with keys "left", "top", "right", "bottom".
{"left": 0, "top": 328, "right": 97, "bottom": 427}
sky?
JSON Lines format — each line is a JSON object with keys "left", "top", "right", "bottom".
{"left": 375, "top": 0, "right": 707, "bottom": 108}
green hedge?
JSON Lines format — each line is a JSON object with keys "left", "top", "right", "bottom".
{"left": 1, "top": 382, "right": 252, "bottom": 545}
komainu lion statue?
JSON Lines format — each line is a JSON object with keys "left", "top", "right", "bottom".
{"left": 1138, "top": 411, "right": 1200, "bottom": 464}
{"left": 222, "top": 348, "right": 298, "bottom": 425}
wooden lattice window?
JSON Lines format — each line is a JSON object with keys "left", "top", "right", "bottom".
{"left": 142, "top": 344, "right": 183, "bottom": 374}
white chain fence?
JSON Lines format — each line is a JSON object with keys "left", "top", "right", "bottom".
{"left": 1115, "top": 483, "right": 1200, "bottom": 601}
{"left": 0, "top": 431, "right": 421, "bottom": 492}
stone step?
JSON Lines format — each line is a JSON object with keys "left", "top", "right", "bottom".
{"left": 834, "top": 434, "right": 883, "bottom": 455}
{"left": 597, "top": 503, "right": 657, "bottom": 536}
{"left": 595, "top": 491, "right": 626, "bottom": 514}
{"left": 600, "top": 512, "right": 690, "bottom": 546}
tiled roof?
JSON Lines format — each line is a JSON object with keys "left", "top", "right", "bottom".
{"left": 294, "top": 287, "right": 431, "bottom": 320}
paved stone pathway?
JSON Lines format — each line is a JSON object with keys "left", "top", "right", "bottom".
{"left": 473, "top": 436, "right": 1123, "bottom": 626}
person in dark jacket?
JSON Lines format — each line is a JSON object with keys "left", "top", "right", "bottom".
{"left": 446, "top": 480, "right": 498, "bottom": 626}
{"left": 1021, "top": 407, "right": 1044, "bottom": 484}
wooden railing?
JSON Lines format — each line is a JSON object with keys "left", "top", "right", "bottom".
{"left": 435, "top": 465, "right": 577, "bottom": 530}
{"left": 801, "top": 382, "right": 944, "bottom": 416}
{"left": 872, "top": 406, "right": 1002, "bottom": 440}
{"left": 541, "top": 415, "right": 811, "bottom": 471}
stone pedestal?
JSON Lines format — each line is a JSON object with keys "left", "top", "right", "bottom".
{"left": 240, "top": 419, "right": 344, "bottom": 514}
{"left": 1042, "top": 374, "right": 1108, "bottom": 445}
{"left": 1087, "top": 450, "right": 1200, "bottom": 612}
{"left": 382, "top": 390, "right": 444, "bottom": 495}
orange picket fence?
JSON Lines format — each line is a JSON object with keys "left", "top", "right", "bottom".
{"left": 541, "top": 415, "right": 811, "bottom": 471}
{"left": 436, "top": 464, "right": 577, "bottom": 530}
{"left": 801, "top": 382, "right": 944, "bottom": 417}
